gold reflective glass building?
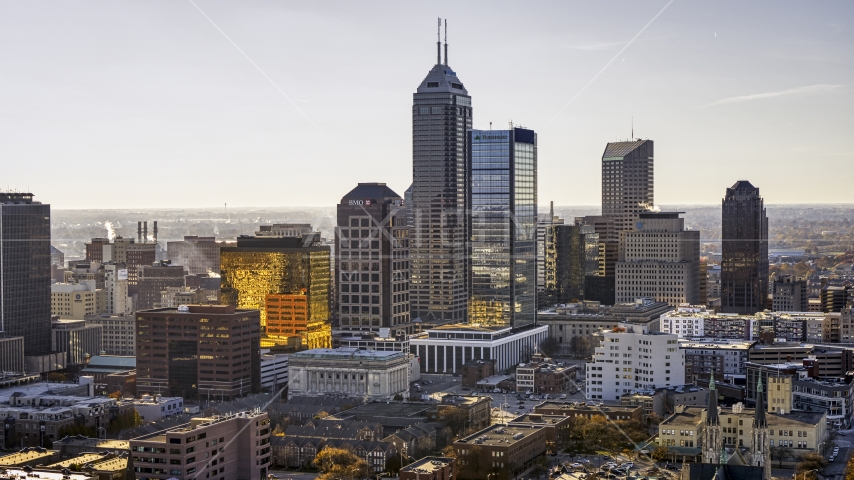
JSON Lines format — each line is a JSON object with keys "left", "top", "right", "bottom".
{"left": 220, "top": 235, "right": 331, "bottom": 349}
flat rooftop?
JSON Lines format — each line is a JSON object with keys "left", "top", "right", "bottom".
{"left": 509, "top": 413, "right": 568, "bottom": 425}
{"left": 291, "top": 348, "right": 403, "bottom": 360}
{"left": 456, "top": 424, "right": 543, "bottom": 447}
{"left": 47, "top": 453, "right": 105, "bottom": 468}
{"left": 535, "top": 401, "right": 640, "bottom": 412}
{"left": 0, "top": 448, "right": 58, "bottom": 465}
{"left": 401, "top": 457, "right": 454, "bottom": 474}
{"left": 90, "top": 456, "right": 128, "bottom": 471}
{"left": 331, "top": 402, "right": 431, "bottom": 419}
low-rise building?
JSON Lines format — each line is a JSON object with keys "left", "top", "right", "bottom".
{"left": 679, "top": 339, "right": 753, "bottom": 379}
{"left": 533, "top": 402, "right": 642, "bottom": 422}
{"left": 620, "top": 384, "right": 710, "bottom": 418}
{"left": 462, "top": 359, "right": 495, "bottom": 388}
{"left": 429, "top": 394, "right": 492, "bottom": 433}
{"left": 0, "top": 447, "right": 60, "bottom": 467}
{"left": 52, "top": 319, "right": 102, "bottom": 366}
{"left": 400, "top": 456, "right": 456, "bottom": 480}
{"left": 662, "top": 306, "right": 825, "bottom": 342}
{"left": 51, "top": 436, "right": 129, "bottom": 460}
{"left": 515, "top": 355, "right": 578, "bottom": 394}
{"left": 128, "top": 410, "right": 271, "bottom": 480}
{"left": 453, "top": 424, "right": 546, "bottom": 480}
{"left": 409, "top": 324, "right": 548, "bottom": 374}
{"left": 508, "top": 413, "right": 573, "bottom": 451}
{"left": 288, "top": 348, "right": 410, "bottom": 401}
{"left": 659, "top": 405, "right": 827, "bottom": 465}
{"left": 383, "top": 423, "right": 439, "bottom": 461}
{"left": 133, "top": 395, "right": 184, "bottom": 422}
{"left": 260, "top": 353, "right": 288, "bottom": 392}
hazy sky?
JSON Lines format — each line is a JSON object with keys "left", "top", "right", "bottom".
{"left": 2, "top": 1, "right": 852, "bottom": 209}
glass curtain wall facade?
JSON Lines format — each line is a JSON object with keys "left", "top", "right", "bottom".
{"left": 220, "top": 237, "right": 331, "bottom": 349}
{"left": 0, "top": 193, "right": 52, "bottom": 355}
{"left": 410, "top": 63, "right": 472, "bottom": 323}
{"left": 721, "top": 181, "right": 769, "bottom": 315}
{"left": 546, "top": 224, "right": 599, "bottom": 304}
{"left": 468, "top": 128, "right": 537, "bottom": 328}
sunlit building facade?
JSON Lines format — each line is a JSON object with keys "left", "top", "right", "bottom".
{"left": 220, "top": 236, "right": 331, "bottom": 349}
{"left": 467, "top": 128, "right": 537, "bottom": 328}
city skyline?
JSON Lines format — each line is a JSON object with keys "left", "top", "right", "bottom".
{"left": 1, "top": 2, "right": 851, "bottom": 209}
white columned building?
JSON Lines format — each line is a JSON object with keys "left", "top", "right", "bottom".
{"left": 287, "top": 348, "right": 410, "bottom": 401}
{"left": 409, "top": 324, "right": 549, "bottom": 374}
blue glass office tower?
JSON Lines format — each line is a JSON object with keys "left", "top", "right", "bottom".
{"left": 468, "top": 128, "right": 537, "bottom": 328}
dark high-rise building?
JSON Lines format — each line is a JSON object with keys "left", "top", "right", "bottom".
{"left": 575, "top": 215, "right": 617, "bottom": 305}
{"left": 335, "top": 183, "right": 411, "bottom": 334}
{"left": 551, "top": 224, "right": 599, "bottom": 304}
{"left": 136, "top": 304, "right": 260, "bottom": 400}
{"left": 601, "top": 140, "right": 654, "bottom": 233}
{"left": 468, "top": 128, "right": 537, "bottom": 328}
{"left": 0, "top": 193, "right": 52, "bottom": 355}
{"left": 721, "top": 181, "right": 769, "bottom": 314}
{"left": 772, "top": 275, "right": 807, "bottom": 312}
{"left": 410, "top": 23, "right": 472, "bottom": 324}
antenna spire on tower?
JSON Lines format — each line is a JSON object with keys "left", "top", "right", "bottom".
{"left": 632, "top": 116, "right": 634, "bottom": 139}
{"left": 437, "top": 18, "right": 442, "bottom": 65}
{"left": 444, "top": 19, "right": 448, "bottom": 65}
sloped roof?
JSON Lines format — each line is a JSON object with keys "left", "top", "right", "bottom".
{"left": 416, "top": 63, "right": 468, "bottom": 95}
{"left": 602, "top": 140, "right": 649, "bottom": 159}
{"left": 341, "top": 183, "right": 400, "bottom": 202}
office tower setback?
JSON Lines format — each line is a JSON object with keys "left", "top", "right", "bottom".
{"left": 537, "top": 202, "right": 564, "bottom": 305}
{"left": 0, "top": 192, "right": 52, "bottom": 355}
{"left": 136, "top": 305, "right": 261, "bottom": 400}
{"left": 615, "top": 212, "right": 700, "bottom": 306}
{"left": 601, "top": 140, "right": 654, "bottom": 232}
{"left": 166, "top": 236, "right": 223, "bottom": 275}
{"left": 335, "top": 183, "right": 410, "bottom": 334}
{"left": 468, "top": 128, "right": 537, "bottom": 328}
{"left": 721, "top": 181, "right": 769, "bottom": 315}
{"left": 773, "top": 275, "right": 808, "bottom": 312}
{"left": 410, "top": 26, "right": 472, "bottom": 324}
{"left": 220, "top": 235, "right": 332, "bottom": 348}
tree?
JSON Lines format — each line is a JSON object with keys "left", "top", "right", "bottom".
{"left": 47, "top": 372, "right": 66, "bottom": 382}
{"left": 539, "top": 337, "right": 561, "bottom": 356}
{"left": 771, "top": 445, "right": 795, "bottom": 468}
{"left": 458, "top": 445, "right": 484, "bottom": 479}
{"left": 314, "top": 447, "right": 369, "bottom": 480}
{"left": 796, "top": 452, "right": 827, "bottom": 480}
{"left": 385, "top": 454, "right": 402, "bottom": 473}
{"left": 651, "top": 446, "right": 669, "bottom": 462}
{"left": 440, "top": 406, "right": 470, "bottom": 437}
{"left": 107, "top": 391, "right": 122, "bottom": 400}
{"left": 441, "top": 445, "right": 457, "bottom": 459}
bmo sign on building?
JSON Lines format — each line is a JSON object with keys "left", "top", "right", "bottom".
{"left": 336, "top": 183, "right": 413, "bottom": 336}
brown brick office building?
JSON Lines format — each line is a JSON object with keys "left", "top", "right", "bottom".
{"left": 136, "top": 305, "right": 261, "bottom": 400}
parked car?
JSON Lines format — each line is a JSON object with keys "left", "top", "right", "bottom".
{"left": 571, "top": 463, "right": 584, "bottom": 469}
{"left": 560, "top": 394, "right": 567, "bottom": 399}
{"left": 665, "top": 464, "right": 680, "bottom": 471}
{"left": 621, "top": 462, "right": 634, "bottom": 469}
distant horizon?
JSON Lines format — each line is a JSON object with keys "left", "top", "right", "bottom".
{"left": 48, "top": 202, "right": 854, "bottom": 211}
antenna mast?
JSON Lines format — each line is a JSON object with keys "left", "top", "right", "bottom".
{"left": 632, "top": 116, "right": 634, "bottom": 139}
{"left": 444, "top": 19, "right": 448, "bottom": 65}
{"left": 437, "top": 18, "right": 441, "bottom": 65}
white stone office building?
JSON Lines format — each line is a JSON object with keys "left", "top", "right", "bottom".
{"left": 287, "top": 348, "right": 410, "bottom": 401}
{"left": 84, "top": 313, "right": 136, "bottom": 356}
{"left": 615, "top": 212, "right": 700, "bottom": 306}
{"left": 409, "top": 324, "right": 549, "bottom": 374}
{"left": 586, "top": 323, "right": 684, "bottom": 402}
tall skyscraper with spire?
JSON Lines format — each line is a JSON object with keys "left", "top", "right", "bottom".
{"left": 410, "top": 19, "right": 472, "bottom": 323}
{"left": 702, "top": 371, "right": 723, "bottom": 464}
{"left": 721, "top": 181, "right": 769, "bottom": 314}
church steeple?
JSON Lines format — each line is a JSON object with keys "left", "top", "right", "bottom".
{"left": 754, "top": 376, "right": 767, "bottom": 428}
{"left": 707, "top": 369, "right": 719, "bottom": 425}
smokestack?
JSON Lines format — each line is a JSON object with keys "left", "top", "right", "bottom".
{"left": 153, "top": 221, "right": 158, "bottom": 242}
{"left": 137, "top": 222, "right": 142, "bottom": 243}
{"left": 143, "top": 221, "right": 148, "bottom": 244}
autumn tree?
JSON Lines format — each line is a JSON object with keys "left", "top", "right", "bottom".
{"left": 441, "top": 406, "right": 470, "bottom": 437}
{"left": 796, "top": 452, "right": 827, "bottom": 480}
{"left": 314, "top": 447, "right": 369, "bottom": 480}
{"left": 651, "top": 446, "right": 669, "bottom": 462}
{"left": 771, "top": 445, "right": 794, "bottom": 468}
{"left": 457, "top": 445, "right": 484, "bottom": 480}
